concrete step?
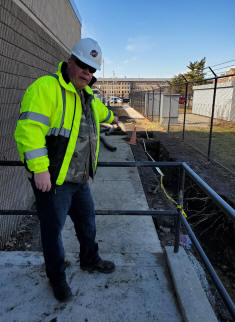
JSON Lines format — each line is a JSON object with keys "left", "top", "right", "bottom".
{"left": 0, "top": 251, "right": 182, "bottom": 322}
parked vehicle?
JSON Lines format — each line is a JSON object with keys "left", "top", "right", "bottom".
{"left": 110, "top": 97, "right": 119, "bottom": 103}
{"left": 122, "top": 97, "right": 130, "bottom": 103}
{"left": 179, "top": 96, "right": 186, "bottom": 104}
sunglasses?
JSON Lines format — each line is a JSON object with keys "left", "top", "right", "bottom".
{"left": 73, "top": 57, "right": 96, "bottom": 74}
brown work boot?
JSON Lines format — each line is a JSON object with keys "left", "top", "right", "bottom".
{"left": 80, "top": 258, "right": 115, "bottom": 274}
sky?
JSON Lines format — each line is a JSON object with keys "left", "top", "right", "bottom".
{"left": 71, "top": 0, "right": 235, "bottom": 79}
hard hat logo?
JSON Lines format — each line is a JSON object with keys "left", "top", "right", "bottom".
{"left": 90, "top": 50, "right": 98, "bottom": 58}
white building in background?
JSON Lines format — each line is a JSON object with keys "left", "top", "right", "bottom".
{"left": 192, "top": 82, "right": 235, "bottom": 122}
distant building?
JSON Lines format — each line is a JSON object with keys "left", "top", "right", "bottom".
{"left": 218, "top": 68, "right": 235, "bottom": 83}
{"left": 95, "top": 77, "right": 171, "bottom": 98}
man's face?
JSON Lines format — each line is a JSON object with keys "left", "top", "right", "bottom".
{"left": 67, "top": 58, "right": 94, "bottom": 90}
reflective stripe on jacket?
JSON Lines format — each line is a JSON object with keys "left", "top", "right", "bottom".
{"left": 14, "top": 61, "right": 114, "bottom": 185}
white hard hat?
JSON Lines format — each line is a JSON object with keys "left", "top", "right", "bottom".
{"left": 71, "top": 38, "right": 102, "bottom": 70}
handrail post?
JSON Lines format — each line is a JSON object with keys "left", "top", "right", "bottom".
{"left": 174, "top": 165, "right": 185, "bottom": 252}
{"left": 174, "top": 210, "right": 181, "bottom": 253}
{"left": 208, "top": 67, "right": 218, "bottom": 160}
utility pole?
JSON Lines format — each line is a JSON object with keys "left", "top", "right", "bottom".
{"left": 112, "top": 70, "right": 115, "bottom": 98}
{"left": 102, "top": 59, "right": 104, "bottom": 103}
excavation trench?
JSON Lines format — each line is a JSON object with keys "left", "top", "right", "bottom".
{"left": 129, "top": 131, "right": 235, "bottom": 321}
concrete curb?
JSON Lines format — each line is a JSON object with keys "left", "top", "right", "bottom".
{"left": 165, "top": 246, "right": 218, "bottom": 322}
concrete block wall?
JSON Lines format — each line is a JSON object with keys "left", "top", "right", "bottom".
{"left": 0, "top": 0, "right": 81, "bottom": 246}
{"left": 17, "top": 0, "right": 81, "bottom": 51}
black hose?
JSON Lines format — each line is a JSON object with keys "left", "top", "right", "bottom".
{"left": 100, "top": 136, "right": 117, "bottom": 152}
{"left": 100, "top": 127, "right": 113, "bottom": 134}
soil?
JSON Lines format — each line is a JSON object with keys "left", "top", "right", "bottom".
{"left": 0, "top": 214, "right": 41, "bottom": 251}
{"left": 129, "top": 135, "right": 235, "bottom": 322}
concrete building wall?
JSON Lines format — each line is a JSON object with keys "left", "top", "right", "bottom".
{"left": 0, "top": 0, "right": 81, "bottom": 246}
{"left": 16, "top": 0, "right": 81, "bottom": 50}
{"left": 192, "top": 82, "right": 235, "bottom": 121}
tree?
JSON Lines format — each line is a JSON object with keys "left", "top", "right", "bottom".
{"left": 171, "top": 57, "right": 206, "bottom": 97}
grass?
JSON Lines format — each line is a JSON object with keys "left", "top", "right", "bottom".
{"left": 168, "top": 123, "right": 235, "bottom": 172}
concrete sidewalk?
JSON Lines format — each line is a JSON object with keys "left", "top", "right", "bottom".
{"left": 0, "top": 134, "right": 182, "bottom": 322}
{"left": 0, "top": 131, "right": 218, "bottom": 322}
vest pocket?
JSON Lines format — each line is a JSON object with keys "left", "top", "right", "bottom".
{"left": 46, "top": 135, "right": 69, "bottom": 184}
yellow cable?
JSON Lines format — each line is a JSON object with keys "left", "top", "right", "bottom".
{"left": 160, "top": 176, "right": 187, "bottom": 218}
{"left": 143, "top": 139, "right": 187, "bottom": 218}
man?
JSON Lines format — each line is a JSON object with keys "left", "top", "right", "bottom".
{"left": 14, "top": 38, "right": 118, "bottom": 301}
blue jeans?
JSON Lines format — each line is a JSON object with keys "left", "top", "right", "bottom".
{"left": 30, "top": 180, "right": 99, "bottom": 282}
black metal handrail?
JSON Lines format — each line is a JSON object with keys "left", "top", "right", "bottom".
{"left": 0, "top": 160, "right": 183, "bottom": 167}
{"left": 0, "top": 160, "right": 235, "bottom": 318}
{"left": 180, "top": 211, "right": 235, "bottom": 319}
{"left": 1, "top": 209, "right": 178, "bottom": 217}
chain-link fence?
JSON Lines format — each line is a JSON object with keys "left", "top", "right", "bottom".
{"left": 0, "top": 0, "right": 69, "bottom": 248}
{"left": 130, "top": 70, "right": 235, "bottom": 175}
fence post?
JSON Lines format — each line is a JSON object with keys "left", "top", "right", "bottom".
{"left": 140, "top": 91, "right": 143, "bottom": 114}
{"left": 152, "top": 89, "right": 154, "bottom": 121}
{"left": 182, "top": 76, "right": 188, "bottom": 141}
{"left": 208, "top": 67, "right": 218, "bottom": 160}
{"left": 137, "top": 92, "right": 139, "bottom": 112}
{"left": 167, "top": 82, "right": 172, "bottom": 133}
{"left": 159, "top": 87, "right": 162, "bottom": 123}
{"left": 174, "top": 165, "right": 185, "bottom": 253}
{"left": 147, "top": 91, "right": 150, "bottom": 119}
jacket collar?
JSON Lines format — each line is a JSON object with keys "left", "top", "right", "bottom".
{"left": 56, "top": 62, "right": 93, "bottom": 96}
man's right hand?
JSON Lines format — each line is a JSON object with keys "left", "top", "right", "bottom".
{"left": 34, "top": 171, "right": 52, "bottom": 192}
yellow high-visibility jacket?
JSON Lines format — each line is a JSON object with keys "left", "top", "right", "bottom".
{"left": 14, "top": 62, "right": 114, "bottom": 185}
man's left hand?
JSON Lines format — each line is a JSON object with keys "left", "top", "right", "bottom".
{"left": 112, "top": 116, "right": 119, "bottom": 125}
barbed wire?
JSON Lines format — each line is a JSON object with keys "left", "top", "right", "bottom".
{"left": 212, "top": 64, "right": 235, "bottom": 72}
{"left": 206, "top": 59, "right": 235, "bottom": 69}
{"left": 179, "top": 59, "right": 235, "bottom": 76}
